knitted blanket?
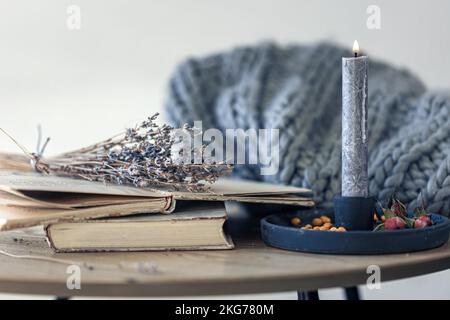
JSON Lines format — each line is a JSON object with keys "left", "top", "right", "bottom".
{"left": 164, "top": 43, "right": 450, "bottom": 216}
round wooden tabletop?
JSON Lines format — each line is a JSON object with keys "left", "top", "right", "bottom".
{"left": 0, "top": 227, "right": 450, "bottom": 297}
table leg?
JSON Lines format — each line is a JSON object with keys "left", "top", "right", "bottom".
{"left": 344, "top": 287, "right": 360, "bottom": 300}
{"left": 297, "top": 290, "right": 319, "bottom": 300}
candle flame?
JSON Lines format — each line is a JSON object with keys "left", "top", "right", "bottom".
{"left": 352, "top": 40, "right": 360, "bottom": 54}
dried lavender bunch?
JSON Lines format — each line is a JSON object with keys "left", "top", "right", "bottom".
{"left": 30, "top": 114, "right": 232, "bottom": 191}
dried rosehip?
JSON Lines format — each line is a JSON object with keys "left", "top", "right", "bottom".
{"left": 417, "top": 216, "right": 432, "bottom": 226}
{"left": 391, "top": 199, "right": 407, "bottom": 217}
{"left": 414, "top": 219, "right": 428, "bottom": 229}
{"left": 384, "top": 217, "right": 406, "bottom": 230}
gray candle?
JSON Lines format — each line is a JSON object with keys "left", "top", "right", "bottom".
{"left": 341, "top": 40, "right": 369, "bottom": 197}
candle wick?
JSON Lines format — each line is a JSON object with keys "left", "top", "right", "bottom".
{"left": 354, "top": 52, "right": 358, "bottom": 58}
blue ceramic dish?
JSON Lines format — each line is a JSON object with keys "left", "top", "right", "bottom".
{"left": 260, "top": 208, "right": 450, "bottom": 255}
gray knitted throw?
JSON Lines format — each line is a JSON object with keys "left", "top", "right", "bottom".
{"left": 164, "top": 43, "right": 450, "bottom": 216}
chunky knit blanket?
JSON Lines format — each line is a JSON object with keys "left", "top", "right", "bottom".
{"left": 164, "top": 43, "right": 450, "bottom": 216}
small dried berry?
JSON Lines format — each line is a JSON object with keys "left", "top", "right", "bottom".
{"left": 312, "top": 218, "right": 323, "bottom": 227}
{"left": 291, "top": 217, "right": 301, "bottom": 226}
{"left": 322, "top": 222, "right": 333, "bottom": 230}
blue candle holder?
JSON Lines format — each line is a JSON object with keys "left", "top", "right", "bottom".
{"left": 333, "top": 196, "right": 375, "bottom": 231}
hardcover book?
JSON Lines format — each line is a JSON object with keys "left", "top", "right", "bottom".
{"left": 45, "top": 201, "right": 234, "bottom": 252}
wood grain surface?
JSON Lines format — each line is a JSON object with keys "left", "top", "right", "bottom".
{"left": 0, "top": 227, "right": 449, "bottom": 297}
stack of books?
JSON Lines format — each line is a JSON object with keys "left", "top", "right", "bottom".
{"left": 0, "top": 170, "right": 313, "bottom": 252}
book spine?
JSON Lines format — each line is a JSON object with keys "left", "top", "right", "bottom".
{"left": 163, "top": 196, "right": 176, "bottom": 213}
{"left": 44, "top": 225, "right": 57, "bottom": 251}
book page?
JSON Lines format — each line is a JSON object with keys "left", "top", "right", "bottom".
{"left": 0, "top": 170, "right": 313, "bottom": 207}
{"left": 0, "top": 170, "right": 169, "bottom": 197}
{"left": 0, "top": 198, "right": 172, "bottom": 231}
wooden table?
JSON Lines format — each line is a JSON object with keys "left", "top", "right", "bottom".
{"left": 0, "top": 225, "right": 450, "bottom": 298}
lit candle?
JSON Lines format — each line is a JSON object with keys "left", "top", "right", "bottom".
{"left": 341, "top": 40, "right": 369, "bottom": 197}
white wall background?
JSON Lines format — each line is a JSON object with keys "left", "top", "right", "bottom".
{"left": 0, "top": 0, "right": 449, "bottom": 299}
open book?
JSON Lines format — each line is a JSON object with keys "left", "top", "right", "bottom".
{"left": 0, "top": 170, "right": 314, "bottom": 231}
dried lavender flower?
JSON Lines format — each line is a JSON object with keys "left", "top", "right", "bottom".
{"left": 33, "top": 113, "right": 232, "bottom": 191}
